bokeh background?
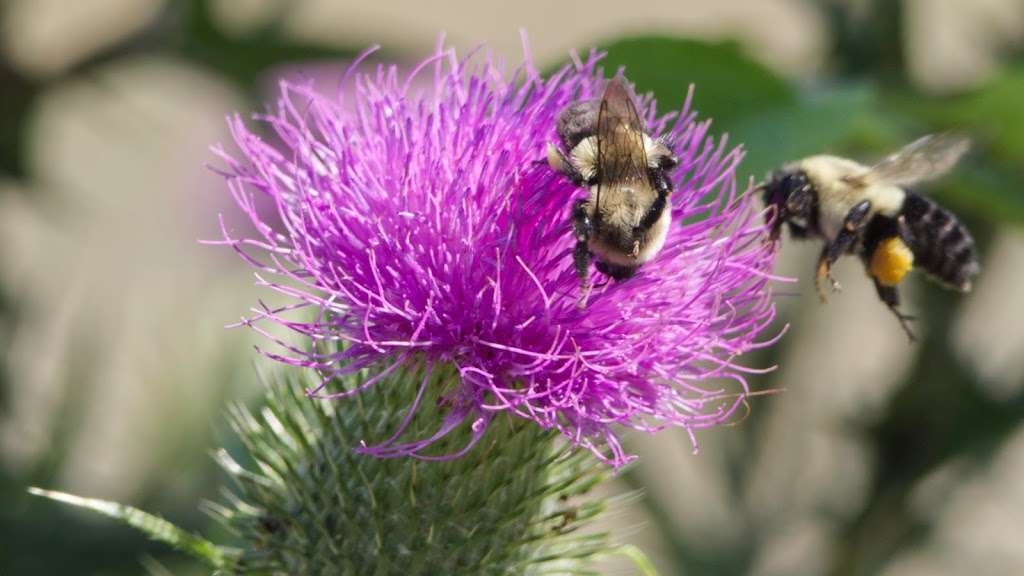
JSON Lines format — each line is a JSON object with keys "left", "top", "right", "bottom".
{"left": 2, "top": 0, "right": 1023, "bottom": 574}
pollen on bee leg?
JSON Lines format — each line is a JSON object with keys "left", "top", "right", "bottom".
{"left": 815, "top": 260, "right": 840, "bottom": 302}
{"left": 870, "top": 237, "right": 914, "bottom": 287}
{"left": 815, "top": 261, "right": 828, "bottom": 302}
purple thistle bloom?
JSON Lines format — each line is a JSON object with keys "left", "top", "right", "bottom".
{"left": 212, "top": 41, "right": 783, "bottom": 467}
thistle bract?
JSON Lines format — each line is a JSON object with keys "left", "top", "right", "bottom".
{"left": 213, "top": 42, "right": 780, "bottom": 467}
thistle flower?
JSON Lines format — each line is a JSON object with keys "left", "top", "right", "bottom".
{"left": 213, "top": 41, "right": 781, "bottom": 468}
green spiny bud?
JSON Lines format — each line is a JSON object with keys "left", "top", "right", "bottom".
{"left": 206, "top": 362, "right": 613, "bottom": 575}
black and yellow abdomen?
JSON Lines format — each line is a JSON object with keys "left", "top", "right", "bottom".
{"left": 860, "top": 193, "right": 979, "bottom": 291}
{"left": 900, "top": 192, "right": 980, "bottom": 292}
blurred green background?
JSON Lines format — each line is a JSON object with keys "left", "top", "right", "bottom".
{"left": 2, "top": 1, "right": 1023, "bottom": 574}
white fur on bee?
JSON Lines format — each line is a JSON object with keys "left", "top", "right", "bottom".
{"left": 555, "top": 133, "right": 667, "bottom": 177}
{"left": 587, "top": 206, "right": 671, "bottom": 267}
{"left": 796, "top": 155, "right": 907, "bottom": 240}
{"left": 571, "top": 137, "right": 599, "bottom": 180}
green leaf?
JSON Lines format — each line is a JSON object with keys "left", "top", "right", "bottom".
{"left": 945, "top": 67, "right": 1024, "bottom": 165}
{"left": 596, "top": 37, "right": 795, "bottom": 128}
{"left": 939, "top": 163, "right": 1024, "bottom": 225}
{"left": 887, "top": 70, "right": 1024, "bottom": 225}
{"left": 731, "top": 85, "right": 878, "bottom": 179}
{"left": 27, "top": 487, "right": 231, "bottom": 569}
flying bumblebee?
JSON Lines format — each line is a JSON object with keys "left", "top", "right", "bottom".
{"left": 547, "top": 78, "right": 679, "bottom": 300}
{"left": 760, "top": 134, "right": 980, "bottom": 341}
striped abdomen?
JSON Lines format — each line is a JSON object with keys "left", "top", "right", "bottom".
{"left": 900, "top": 192, "right": 980, "bottom": 291}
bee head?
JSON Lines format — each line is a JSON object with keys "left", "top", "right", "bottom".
{"left": 761, "top": 169, "right": 814, "bottom": 240}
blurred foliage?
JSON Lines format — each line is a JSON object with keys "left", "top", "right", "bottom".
{"left": 0, "top": 0, "right": 356, "bottom": 178}
{"left": 822, "top": 0, "right": 908, "bottom": 81}
{"left": 598, "top": 37, "right": 796, "bottom": 130}
{"left": 4, "top": 0, "right": 1024, "bottom": 574}
{"left": 0, "top": 0, "right": 359, "bottom": 574}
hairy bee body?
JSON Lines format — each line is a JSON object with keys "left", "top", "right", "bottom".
{"left": 762, "top": 135, "right": 980, "bottom": 340}
{"left": 586, "top": 194, "right": 673, "bottom": 268}
{"left": 547, "top": 79, "right": 678, "bottom": 288}
{"left": 794, "top": 155, "right": 906, "bottom": 239}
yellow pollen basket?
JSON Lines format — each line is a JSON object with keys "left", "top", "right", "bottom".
{"left": 870, "top": 237, "right": 914, "bottom": 287}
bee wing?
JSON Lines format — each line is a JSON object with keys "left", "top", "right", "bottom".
{"left": 595, "top": 79, "right": 650, "bottom": 211}
{"left": 862, "top": 133, "right": 971, "bottom": 187}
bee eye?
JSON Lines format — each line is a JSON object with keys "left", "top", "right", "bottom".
{"left": 764, "top": 171, "right": 796, "bottom": 204}
{"left": 780, "top": 172, "right": 807, "bottom": 191}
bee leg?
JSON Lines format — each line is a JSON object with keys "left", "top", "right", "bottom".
{"left": 547, "top": 144, "right": 585, "bottom": 186}
{"left": 873, "top": 280, "right": 917, "bottom": 342}
{"left": 638, "top": 168, "right": 672, "bottom": 232}
{"left": 815, "top": 241, "right": 848, "bottom": 302}
{"left": 572, "top": 199, "right": 593, "bottom": 306}
{"left": 816, "top": 200, "right": 872, "bottom": 302}
{"left": 814, "top": 250, "right": 836, "bottom": 303}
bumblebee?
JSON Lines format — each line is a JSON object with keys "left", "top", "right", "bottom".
{"left": 760, "top": 134, "right": 980, "bottom": 340}
{"left": 547, "top": 79, "right": 679, "bottom": 300}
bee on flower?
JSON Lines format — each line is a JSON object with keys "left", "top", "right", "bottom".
{"left": 213, "top": 42, "right": 781, "bottom": 467}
